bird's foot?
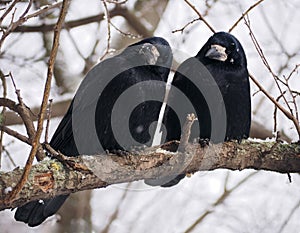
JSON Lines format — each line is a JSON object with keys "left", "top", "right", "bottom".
{"left": 225, "top": 136, "right": 244, "bottom": 144}
{"left": 106, "top": 149, "right": 130, "bottom": 156}
{"left": 199, "top": 138, "right": 210, "bottom": 148}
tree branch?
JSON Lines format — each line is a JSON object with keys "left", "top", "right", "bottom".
{"left": 0, "top": 97, "right": 36, "bottom": 141}
{"left": 0, "top": 140, "right": 299, "bottom": 211}
{"left": 3, "top": 0, "right": 70, "bottom": 204}
{"left": 9, "top": 6, "right": 151, "bottom": 37}
{"left": 0, "top": 1, "right": 62, "bottom": 49}
{"left": 228, "top": 0, "right": 265, "bottom": 32}
{"left": 183, "top": 0, "right": 215, "bottom": 33}
{"left": 3, "top": 99, "right": 70, "bottom": 126}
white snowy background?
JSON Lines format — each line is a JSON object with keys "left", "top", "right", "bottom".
{"left": 0, "top": 0, "right": 300, "bottom": 232}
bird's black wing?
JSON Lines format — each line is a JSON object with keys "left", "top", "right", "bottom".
{"left": 147, "top": 55, "right": 233, "bottom": 187}
{"left": 204, "top": 56, "right": 251, "bottom": 141}
{"left": 95, "top": 65, "right": 170, "bottom": 151}
{"left": 15, "top": 36, "right": 173, "bottom": 226}
{"left": 14, "top": 55, "right": 137, "bottom": 226}
{"left": 165, "top": 56, "right": 225, "bottom": 142}
{"left": 145, "top": 57, "right": 217, "bottom": 187}
{"left": 197, "top": 31, "right": 251, "bottom": 141}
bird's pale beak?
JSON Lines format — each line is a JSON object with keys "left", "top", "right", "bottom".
{"left": 139, "top": 43, "right": 160, "bottom": 65}
{"left": 205, "top": 44, "right": 227, "bottom": 61}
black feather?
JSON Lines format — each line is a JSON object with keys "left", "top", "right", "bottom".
{"left": 14, "top": 37, "right": 173, "bottom": 226}
{"left": 147, "top": 32, "right": 251, "bottom": 187}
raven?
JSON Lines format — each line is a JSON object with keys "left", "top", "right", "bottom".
{"left": 14, "top": 37, "right": 173, "bottom": 227}
{"left": 146, "top": 32, "right": 251, "bottom": 187}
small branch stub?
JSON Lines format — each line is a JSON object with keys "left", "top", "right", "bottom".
{"left": 178, "top": 113, "right": 197, "bottom": 152}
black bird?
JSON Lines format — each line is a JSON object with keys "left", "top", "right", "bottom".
{"left": 14, "top": 37, "right": 173, "bottom": 227}
{"left": 147, "top": 32, "right": 251, "bottom": 187}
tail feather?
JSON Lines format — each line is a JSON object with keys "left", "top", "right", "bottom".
{"left": 15, "top": 195, "right": 69, "bottom": 227}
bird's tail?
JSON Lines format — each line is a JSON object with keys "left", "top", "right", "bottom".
{"left": 14, "top": 194, "right": 69, "bottom": 227}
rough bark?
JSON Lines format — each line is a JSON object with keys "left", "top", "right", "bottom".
{"left": 0, "top": 140, "right": 300, "bottom": 211}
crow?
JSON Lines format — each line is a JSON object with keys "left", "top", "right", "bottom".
{"left": 14, "top": 37, "right": 173, "bottom": 227}
{"left": 146, "top": 32, "right": 251, "bottom": 187}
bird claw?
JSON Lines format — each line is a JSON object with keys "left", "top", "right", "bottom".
{"left": 108, "top": 149, "right": 130, "bottom": 156}
{"left": 199, "top": 138, "right": 210, "bottom": 148}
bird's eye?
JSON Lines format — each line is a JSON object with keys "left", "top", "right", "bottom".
{"left": 228, "top": 42, "right": 235, "bottom": 51}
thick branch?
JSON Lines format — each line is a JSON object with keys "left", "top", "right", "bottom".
{"left": 0, "top": 140, "right": 300, "bottom": 210}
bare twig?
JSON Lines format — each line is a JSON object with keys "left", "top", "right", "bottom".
{"left": 43, "top": 143, "right": 91, "bottom": 173}
{"left": 65, "top": 28, "right": 86, "bottom": 60}
{"left": 18, "top": 0, "right": 33, "bottom": 19}
{"left": 273, "top": 94, "right": 282, "bottom": 134}
{"left": 3, "top": 99, "right": 71, "bottom": 126}
{"left": 44, "top": 99, "right": 53, "bottom": 143}
{"left": 203, "top": 0, "right": 219, "bottom": 17}
{"left": 8, "top": 74, "right": 37, "bottom": 144}
{"left": 0, "top": 125, "right": 30, "bottom": 145}
{"left": 66, "top": 23, "right": 101, "bottom": 74}
{"left": 281, "top": 65, "right": 300, "bottom": 125}
{"left": 178, "top": 113, "right": 197, "bottom": 152}
{"left": 249, "top": 73, "right": 300, "bottom": 139}
{"left": 173, "top": 0, "right": 217, "bottom": 34}
{"left": 284, "top": 75, "right": 299, "bottom": 122}
{"left": 245, "top": 17, "right": 300, "bottom": 139}
{"left": 110, "top": 21, "right": 141, "bottom": 39}
{"left": 0, "top": 70, "right": 7, "bottom": 167}
{"left": 183, "top": 0, "right": 215, "bottom": 33}
{"left": 4, "top": 0, "right": 70, "bottom": 204}
{"left": 228, "top": 0, "right": 265, "bottom": 32}
{"left": 172, "top": 18, "right": 200, "bottom": 34}
{"left": 286, "top": 64, "right": 300, "bottom": 81}
{"left": 0, "top": 0, "right": 21, "bottom": 24}
{"left": 0, "top": 1, "right": 63, "bottom": 50}
{"left": 245, "top": 17, "right": 292, "bottom": 112}
{"left": 100, "top": 0, "right": 112, "bottom": 61}
{"left": 2, "top": 145, "right": 17, "bottom": 167}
